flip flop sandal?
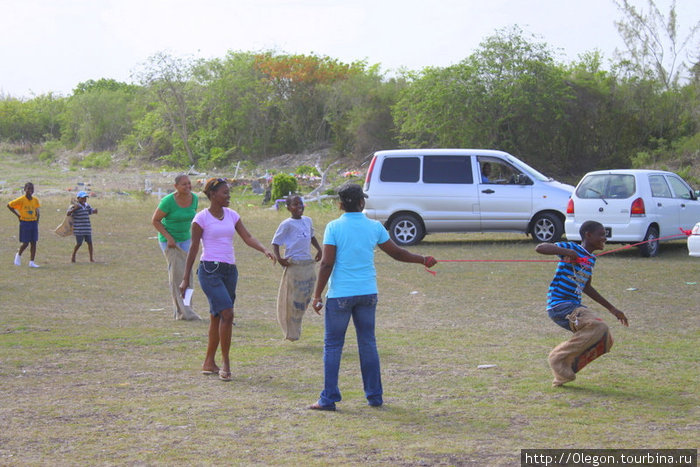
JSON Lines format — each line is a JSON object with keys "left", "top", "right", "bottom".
{"left": 218, "top": 370, "right": 232, "bottom": 382}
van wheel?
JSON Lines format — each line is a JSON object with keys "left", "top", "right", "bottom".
{"left": 389, "top": 215, "right": 424, "bottom": 246}
{"left": 531, "top": 213, "right": 563, "bottom": 243}
{"left": 638, "top": 226, "right": 659, "bottom": 257}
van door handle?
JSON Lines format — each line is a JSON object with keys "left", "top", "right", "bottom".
{"left": 481, "top": 189, "right": 495, "bottom": 194}
{"left": 657, "top": 202, "right": 662, "bottom": 207}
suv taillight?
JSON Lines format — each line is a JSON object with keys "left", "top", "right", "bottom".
{"left": 630, "top": 197, "right": 645, "bottom": 216}
{"left": 364, "top": 156, "right": 377, "bottom": 191}
{"left": 566, "top": 198, "right": 574, "bottom": 215}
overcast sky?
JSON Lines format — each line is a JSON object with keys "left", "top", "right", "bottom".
{"left": 1, "top": 0, "right": 698, "bottom": 98}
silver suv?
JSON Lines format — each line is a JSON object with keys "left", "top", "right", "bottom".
{"left": 363, "top": 149, "right": 574, "bottom": 245}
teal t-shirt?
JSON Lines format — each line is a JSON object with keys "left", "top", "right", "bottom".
{"left": 323, "top": 212, "right": 390, "bottom": 298}
{"left": 157, "top": 192, "right": 198, "bottom": 242}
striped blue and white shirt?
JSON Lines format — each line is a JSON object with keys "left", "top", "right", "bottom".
{"left": 546, "top": 242, "right": 596, "bottom": 310}
{"left": 71, "top": 203, "right": 95, "bottom": 236}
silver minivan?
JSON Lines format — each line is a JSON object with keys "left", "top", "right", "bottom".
{"left": 363, "top": 149, "right": 574, "bottom": 245}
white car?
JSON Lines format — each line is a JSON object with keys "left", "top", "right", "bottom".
{"left": 689, "top": 222, "right": 700, "bottom": 257}
{"left": 565, "top": 169, "right": 700, "bottom": 257}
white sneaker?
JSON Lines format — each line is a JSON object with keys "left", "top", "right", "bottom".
{"left": 29, "top": 261, "right": 40, "bottom": 268}
{"left": 14, "top": 253, "right": 21, "bottom": 266}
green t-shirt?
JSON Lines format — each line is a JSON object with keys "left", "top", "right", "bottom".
{"left": 157, "top": 192, "right": 198, "bottom": 242}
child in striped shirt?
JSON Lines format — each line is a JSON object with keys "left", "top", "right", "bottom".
{"left": 67, "top": 191, "right": 98, "bottom": 262}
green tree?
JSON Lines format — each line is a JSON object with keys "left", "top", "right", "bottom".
{"left": 395, "top": 27, "right": 571, "bottom": 169}
{"left": 134, "top": 52, "right": 201, "bottom": 165}
{"left": 271, "top": 173, "right": 298, "bottom": 200}
{"left": 613, "top": 0, "right": 700, "bottom": 89}
{"left": 61, "top": 80, "right": 138, "bottom": 150}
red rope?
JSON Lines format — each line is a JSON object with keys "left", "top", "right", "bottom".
{"left": 424, "top": 229, "right": 691, "bottom": 275}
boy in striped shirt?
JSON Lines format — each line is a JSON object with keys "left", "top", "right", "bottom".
{"left": 536, "top": 220, "right": 629, "bottom": 386}
{"left": 67, "top": 191, "right": 98, "bottom": 262}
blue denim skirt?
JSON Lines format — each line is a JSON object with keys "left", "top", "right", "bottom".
{"left": 198, "top": 261, "right": 238, "bottom": 317}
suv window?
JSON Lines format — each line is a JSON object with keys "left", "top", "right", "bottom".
{"left": 423, "top": 156, "right": 473, "bottom": 184}
{"left": 380, "top": 157, "right": 420, "bottom": 182}
{"left": 576, "top": 174, "right": 635, "bottom": 199}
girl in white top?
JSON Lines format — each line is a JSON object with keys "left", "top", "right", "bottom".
{"left": 180, "top": 178, "right": 275, "bottom": 381}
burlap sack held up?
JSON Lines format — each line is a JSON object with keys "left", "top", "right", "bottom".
{"left": 53, "top": 215, "right": 74, "bottom": 237}
{"left": 276, "top": 259, "right": 316, "bottom": 341}
{"left": 548, "top": 307, "right": 613, "bottom": 386}
{"left": 164, "top": 246, "right": 201, "bottom": 321}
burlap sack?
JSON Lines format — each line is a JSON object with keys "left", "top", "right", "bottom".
{"left": 53, "top": 215, "right": 74, "bottom": 237}
{"left": 276, "top": 259, "right": 316, "bottom": 341}
{"left": 164, "top": 246, "right": 201, "bottom": 321}
{"left": 548, "top": 307, "right": 613, "bottom": 386}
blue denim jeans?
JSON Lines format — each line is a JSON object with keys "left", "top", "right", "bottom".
{"left": 548, "top": 302, "right": 584, "bottom": 331}
{"left": 318, "top": 294, "right": 382, "bottom": 407}
{"left": 159, "top": 239, "right": 191, "bottom": 253}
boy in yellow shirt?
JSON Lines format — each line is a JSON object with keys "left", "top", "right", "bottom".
{"left": 7, "top": 182, "right": 41, "bottom": 267}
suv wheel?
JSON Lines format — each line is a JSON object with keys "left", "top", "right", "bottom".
{"left": 388, "top": 214, "right": 424, "bottom": 246}
{"left": 531, "top": 213, "right": 564, "bottom": 243}
{"left": 639, "top": 225, "right": 659, "bottom": 257}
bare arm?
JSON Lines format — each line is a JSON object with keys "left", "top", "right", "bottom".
{"left": 273, "top": 243, "right": 290, "bottom": 267}
{"left": 311, "top": 244, "right": 336, "bottom": 314}
{"left": 311, "top": 236, "right": 322, "bottom": 262}
{"left": 378, "top": 239, "right": 437, "bottom": 267}
{"left": 235, "top": 219, "right": 276, "bottom": 263}
{"left": 7, "top": 204, "right": 19, "bottom": 218}
{"left": 179, "top": 222, "right": 202, "bottom": 296}
{"left": 151, "top": 208, "right": 176, "bottom": 248}
{"left": 583, "top": 280, "right": 629, "bottom": 326}
{"left": 535, "top": 242, "right": 578, "bottom": 263}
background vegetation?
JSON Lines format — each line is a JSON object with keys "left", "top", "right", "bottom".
{"left": 1, "top": 1, "right": 699, "bottom": 183}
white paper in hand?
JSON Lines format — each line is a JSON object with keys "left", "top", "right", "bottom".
{"left": 183, "top": 288, "right": 194, "bottom": 306}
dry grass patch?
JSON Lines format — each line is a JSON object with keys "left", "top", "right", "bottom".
{"left": 1, "top": 182, "right": 698, "bottom": 465}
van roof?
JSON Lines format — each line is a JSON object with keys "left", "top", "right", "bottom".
{"left": 374, "top": 149, "right": 511, "bottom": 157}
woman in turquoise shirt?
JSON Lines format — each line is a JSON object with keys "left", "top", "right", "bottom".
{"left": 308, "top": 183, "right": 437, "bottom": 411}
{"left": 152, "top": 174, "right": 201, "bottom": 320}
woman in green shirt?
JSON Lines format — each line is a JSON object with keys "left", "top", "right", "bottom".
{"left": 152, "top": 174, "right": 201, "bottom": 320}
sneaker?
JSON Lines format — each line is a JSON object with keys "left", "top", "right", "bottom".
{"left": 14, "top": 253, "right": 21, "bottom": 266}
{"left": 29, "top": 261, "right": 40, "bottom": 268}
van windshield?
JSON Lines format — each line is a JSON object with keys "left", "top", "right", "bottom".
{"left": 505, "top": 155, "right": 551, "bottom": 182}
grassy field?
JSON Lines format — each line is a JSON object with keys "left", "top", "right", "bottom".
{"left": 1, "top": 163, "right": 698, "bottom": 465}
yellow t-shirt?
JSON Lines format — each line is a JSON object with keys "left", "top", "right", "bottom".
{"left": 9, "top": 195, "right": 40, "bottom": 221}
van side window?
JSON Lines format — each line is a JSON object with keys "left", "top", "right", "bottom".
{"left": 380, "top": 157, "right": 420, "bottom": 182}
{"left": 423, "top": 156, "right": 473, "bottom": 184}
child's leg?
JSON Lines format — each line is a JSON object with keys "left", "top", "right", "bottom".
{"left": 29, "top": 242, "right": 37, "bottom": 261}
{"left": 18, "top": 242, "right": 29, "bottom": 256}
{"left": 72, "top": 238, "right": 82, "bottom": 262}
{"left": 87, "top": 240, "right": 94, "bottom": 262}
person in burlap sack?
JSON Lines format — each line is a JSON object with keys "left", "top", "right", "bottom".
{"left": 536, "top": 220, "right": 629, "bottom": 387}
{"left": 272, "top": 195, "right": 322, "bottom": 341}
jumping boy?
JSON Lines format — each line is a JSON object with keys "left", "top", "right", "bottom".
{"left": 271, "top": 195, "right": 322, "bottom": 341}
{"left": 535, "top": 220, "right": 629, "bottom": 386}
{"left": 67, "top": 191, "right": 98, "bottom": 262}
{"left": 7, "top": 182, "right": 41, "bottom": 268}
